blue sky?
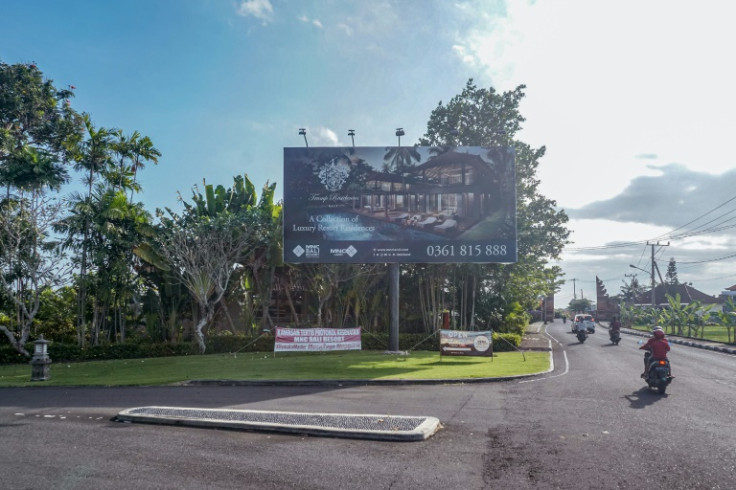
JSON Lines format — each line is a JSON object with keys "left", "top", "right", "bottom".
{"left": 3, "top": 0, "right": 736, "bottom": 307}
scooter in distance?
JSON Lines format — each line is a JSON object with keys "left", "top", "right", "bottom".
{"left": 576, "top": 328, "right": 587, "bottom": 343}
{"left": 609, "top": 329, "right": 621, "bottom": 345}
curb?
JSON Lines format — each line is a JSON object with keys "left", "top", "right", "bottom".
{"left": 183, "top": 370, "right": 543, "bottom": 387}
{"left": 116, "top": 406, "right": 441, "bottom": 442}
{"left": 600, "top": 324, "right": 736, "bottom": 355}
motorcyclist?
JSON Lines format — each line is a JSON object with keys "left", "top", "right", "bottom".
{"left": 609, "top": 316, "right": 621, "bottom": 341}
{"left": 639, "top": 326, "right": 670, "bottom": 378}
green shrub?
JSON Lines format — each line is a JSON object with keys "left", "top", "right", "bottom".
{"left": 0, "top": 330, "right": 523, "bottom": 365}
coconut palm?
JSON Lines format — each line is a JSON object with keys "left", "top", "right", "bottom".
{"left": 382, "top": 145, "right": 421, "bottom": 176}
{"left": 128, "top": 133, "right": 160, "bottom": 200}
{"left": 62, "top": 114, "right": 116, "bottom": 345}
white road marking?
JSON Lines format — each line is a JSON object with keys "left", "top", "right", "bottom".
{"left": 519, "top": 323, "right": 569, "bottom": 383}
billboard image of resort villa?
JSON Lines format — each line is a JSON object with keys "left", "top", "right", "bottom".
{"left": 283, "top": 146, "right": 517, "bottom": 264}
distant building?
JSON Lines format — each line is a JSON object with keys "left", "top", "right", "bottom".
{"left": 720, "top": 284, "right": 736, "bottom": 298}
{"left": 633, "top": 283, "right": 720, "bottom": 308}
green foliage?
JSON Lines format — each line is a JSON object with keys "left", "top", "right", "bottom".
{"left": 0, "top": 331, "right": 525, "bottom": 365}
{"left": 34, "top": 286, "right": 77, "bottom": 342}
{"left": 568, "top": 298, "right": 592, "bottom": 313}
{"left": 665, "top": 258, "right": 679, "bottom": 285}
{"left": 0, "top": 61, "right": 82, "bottom": 176}
{"left": 417, "top": 79, "right": 570, "bottom": 332}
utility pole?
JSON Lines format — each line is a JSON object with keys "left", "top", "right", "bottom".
{"left": 571, "top": 278, "right": 578, "bottom": 300}
{"left": 648, "top": 241, "right": 669, "bottom": 308}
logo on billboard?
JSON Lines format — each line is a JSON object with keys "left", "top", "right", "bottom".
{"left": 318, "top": 157, "right": 351, "bottom": 191}
{"left": 473, "top": 334, "right": 491, "bottom": 352}
{"left": 292, "top": 245, "right": 305, "bottom": 257}
{"left": 305, "top": 244, "right": 320, "bottom": 258}
{"left": 330, "top": 245, "right": 358, "bottom": 257}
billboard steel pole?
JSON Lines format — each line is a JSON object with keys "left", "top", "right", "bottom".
{"left": 389, "top": 262, "right": 400, "bottom": 351}
{"left": 388, "top": 128, "right": 405, "bottom": 351}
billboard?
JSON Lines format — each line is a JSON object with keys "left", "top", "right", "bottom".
{"left": 283, "top": 146, "right": 516, "bottom": 264}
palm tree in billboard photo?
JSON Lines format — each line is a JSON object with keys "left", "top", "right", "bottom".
{"left": 382, "top": 145, "right": 421, "bottom": 176}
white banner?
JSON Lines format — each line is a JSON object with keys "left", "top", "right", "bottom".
{"left": 274, "top": 327, "right": 362, "bottom": 352}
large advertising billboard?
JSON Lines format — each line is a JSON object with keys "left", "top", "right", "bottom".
{"left": 283, "top": 146, "right": 516, "bottom": 264}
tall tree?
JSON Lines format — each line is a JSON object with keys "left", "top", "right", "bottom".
{"left": 0, "top": 61, "right": 81, "bottom": 354}
{"left": 621, "top": 275, "right": 645, "bottom": 305}
{"left": 665, "top": 258, "right": 679, "bottom": 285}
{"left": 139, "top": 177, "right": 274, "bottom": 353}
{"left": 417, "top": 79, "right": 570, "bottom": 330}
{"left": 63, "top": 114, "right": 116, "bottom": 346}
{"left": 0, "top": 61, "right": 81, "bottom": 184}
{"left": 0, "top": 195, "right": 66, "bottom": 356}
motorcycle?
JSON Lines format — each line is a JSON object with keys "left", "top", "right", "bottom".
{"left": 609, "top": 329, "right": 621, "bottom": 345}
{"left": 642, "top": 350, "right": 673, "bottom": 394}
{"left": 576, "top": 329, "right": 587, "bottom": 343}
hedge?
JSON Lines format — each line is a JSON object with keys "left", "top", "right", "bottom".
{"left": 0, "top": 331, "right": 522, "bottom": 365}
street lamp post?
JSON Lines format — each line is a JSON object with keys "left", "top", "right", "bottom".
{"left": 298, "top": 128, "right": 308, "bottom": 147}
{"left": 395, "top": 128, "right": 404, "bottom": 146}
{"left": 348, "top": 129, "right": 355, "bottom": 148}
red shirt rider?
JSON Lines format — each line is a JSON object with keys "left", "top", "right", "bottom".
{"left": 640, "top": 329, "right": 670, "bottom": 360}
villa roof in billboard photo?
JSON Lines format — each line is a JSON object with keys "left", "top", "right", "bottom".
{"left": 283, "top": 146, "right": 517, "bottom": 264}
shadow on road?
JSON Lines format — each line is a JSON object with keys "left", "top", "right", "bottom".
{"left": 624, "top": 386, "right": 669, "bottom": 409}
{"left": 0, "top": 385, "right": 344, "bottom": 410}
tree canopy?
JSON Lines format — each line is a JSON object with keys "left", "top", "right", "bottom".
{"left": 419, "top": 79, "right": 570, "bottom": 324}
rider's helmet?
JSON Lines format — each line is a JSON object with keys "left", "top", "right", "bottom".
{"left": 652, "top": 326, "right": 663, "bottom": 333}
{"left": 653, "top": 329, "right": 665, "bottom": 339}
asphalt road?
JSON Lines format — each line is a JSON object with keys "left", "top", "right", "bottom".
{"left": 1, "top": 320, "right": 735, "bottom": 489}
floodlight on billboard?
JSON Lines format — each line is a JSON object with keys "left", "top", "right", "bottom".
{"left": 283, "top": 146, "right": 517, "bottom": 264}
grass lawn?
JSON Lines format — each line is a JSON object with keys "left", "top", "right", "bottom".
{"left": 0, "top": 350, "right": 549, "bottom": 388}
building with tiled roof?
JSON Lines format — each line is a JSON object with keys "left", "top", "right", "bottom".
{"left": 633, "top": 283, "right": 720, "bottom": 307}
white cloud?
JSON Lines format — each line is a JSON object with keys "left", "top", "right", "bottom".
{"left": 337, "top": 23, "right": 352, "bottom": 36}
{"left": 297, "top": 15, "right": 322, "bottom": 28}
{"left": 237, "top": 0, "right": 274, "bottom": 24}
{"left": 449, "top": 0, "right": 736, "bottom": 214}
{"left": 451, "top": 45, "right": 476, "bottom": 66}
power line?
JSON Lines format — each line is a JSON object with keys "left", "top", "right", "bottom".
{"left": 567, "top": 193, "right": 736, "bottom": 252}
{"left": 678, "top": 252, "right": 736, "bottom": 265}
{"left": 650, "top": 193, "right": 736, "bottom": 240}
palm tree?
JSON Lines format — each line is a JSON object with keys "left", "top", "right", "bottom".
{"left": 128, "top": 133, "right": 160, "bottom": 200}
{"left": 382, "top": 145, "right": 421, "bottom": 176}
{"left": 71, "top": 114, "right": 115, "bottom": 196}
{"left": 64, "top": 114, "right": 115, "bottom": 346}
